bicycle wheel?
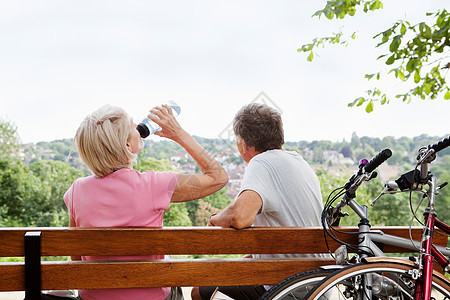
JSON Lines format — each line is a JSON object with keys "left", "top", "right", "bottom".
{"left": 260, "top": 268, "right": 338, "bottom": 300}
{"left": 305, "top": 259, "right": 450, "bottom": 299}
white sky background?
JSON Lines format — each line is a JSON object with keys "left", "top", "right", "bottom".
{"left": 0, "top": 0, "right": 449, "bottom": 144}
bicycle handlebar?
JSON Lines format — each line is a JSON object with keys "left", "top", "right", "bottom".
{"left": 363, "top": 149, "right": 392, "bottom": 173}
{"left": 428, "top": 135, "right": 450, "bottom": 153}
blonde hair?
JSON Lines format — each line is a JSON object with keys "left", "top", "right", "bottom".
{"left": 75, "top": 105, "right": 137, "bottom": 178}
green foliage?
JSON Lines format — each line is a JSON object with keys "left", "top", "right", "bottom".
{"left": 0, "top": 157, "right": 86, "bottom": 227}
{"left": 298, "top": 31, "right": 353, "bottom": 62}
{"left": 0, "top": 119, "right": 20, "bottom": 159}
{"left": 2, "top": 132, "right": 449, "bottom": 231}
{"left": 318, "top": 167, "right": 420, "bottom": 227}
{"left": 361, "top": 9, "right": 450, "bottom": 107}
{"left": 301, "top": 1, "right": 450, "bottom": 111}
{"left": 30, "top": 160, "right": 87, "bottom": 214}
{"left": 141, "top": 140, "right": 184, "bottom": 160}
{"left": 312, "top": 0, "right": 383, "bottom": 20}
{"left": 163, "top": 203, "right": 192, "bottom": 226}
{"left": 135, "top": 156, "right": 174, "bottom": 172}
{"left": 185, "top": 189, "right": 231, "bottom": 226}
{"left": 0, "top": 158, "right": 51, "bottom": 226}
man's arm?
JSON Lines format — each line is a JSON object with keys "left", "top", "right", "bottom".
{"left": 208, "top": 190, "right": 262, "bottom": 229}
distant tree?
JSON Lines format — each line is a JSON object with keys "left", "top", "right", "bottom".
{"left": 350, "top": 132, "right": 360, "bottom": 149}
{"left": 0, "top": 158, "right": 55, "bottom": 226}
{"left": 360, "top": 136, "right": 381, "bottom": 150}
{"left": 194, "top": 201, "right": 220, "bottom": 226}
{"left": 0, "top": 119, "right": 20, "bottom": 159}
{"left": 227, "top": 153, "right": 244, "bottom": 165}
{"left": 387, "top": 146, "right": 409, "bottom": 168}
{"left": 163, "top": 203, "right": 192, "bottom": 226}
{"left": 380, "top": 136, "right": 394, "bottom": 150}
{"left": 185, "top": 189, "right": 231, "bottom": 226}
{"left": 135, "top": 157, "right": 174, "bottom": 172}
{"left": 316, "top": 168, "right": 412, "bottom": 227}
{"left": 29, "top": 160, "right": 86, "bottom": 215}
{"left": 354, "top": 146, "right": 376, "bottom": 163}
{"left": 299, "top": 2, "right": 450, "bottom": 112}
{"left": 340, "top": 145, "right": 353, "bottom": 158}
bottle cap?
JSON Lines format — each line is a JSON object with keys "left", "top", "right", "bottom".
{"left": 137, "top": 123, "right": 150, "bottom": 138}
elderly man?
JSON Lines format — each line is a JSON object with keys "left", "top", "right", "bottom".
{"left": 191, "top": 103, "right": 324, "bottom": 300}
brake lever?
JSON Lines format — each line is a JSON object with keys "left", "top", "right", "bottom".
{"left": 370, "top": 181, "right": 399, "bottom": 207}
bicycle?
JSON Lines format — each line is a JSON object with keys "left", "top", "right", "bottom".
{"left": 260, "top": 136, "right": 450, "bottom": 300}
{"left": 305, "top": 136, "right": 450, "bottom": 299}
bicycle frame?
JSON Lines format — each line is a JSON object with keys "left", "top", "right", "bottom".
{"left": 338, "top": 198, "right": 448, "bottom": 299}
{"left": 344, "top": 148, "right": 450, "bottom": 300}
{"left": 347, "top": 197, "right": 450, "bottom": 260}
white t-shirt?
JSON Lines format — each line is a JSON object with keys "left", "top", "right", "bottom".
{"left": 239, "top": 149, "right": 324, "bottom": 258}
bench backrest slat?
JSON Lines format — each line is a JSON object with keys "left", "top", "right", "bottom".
{"left": 0, "top": 226, "right": 444, "bottom": 257}
{"left": 0, "top": 258, "right": 336, "bottom": 291}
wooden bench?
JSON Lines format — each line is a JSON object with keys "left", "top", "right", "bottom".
{"left": 0, "top": 226, "right": 447, "bottom": 299}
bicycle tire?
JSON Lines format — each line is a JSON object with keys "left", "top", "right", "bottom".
{"left": 259, "top": 268, "right": 337, "bottom": 300}
{"left": 304, "top": 259, "right": 450, "bottom": 299}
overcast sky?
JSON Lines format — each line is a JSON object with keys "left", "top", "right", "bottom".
{"left": 0, "top": 0, "right": 448, "bottom": 144}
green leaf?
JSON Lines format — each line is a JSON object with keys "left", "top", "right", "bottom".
{"left": 406, "top": 59, "right": 416, "bottom": 73}
{"left": 325, "top": 9, "right": 334, "bottom": 20}
{"left": 424, "top": 83, "right": 432, "bottom": 95}
{"left": 363, "top": 3, "right": 369, "bottom": 13}
{"left": 312, "top": 10, "right": 323, "bottom": 18}
{"left": 348, "top": 9, "right": 356, "bottom": 16}
{"left": 419, "top": 22, "right": 425, "bottom": 33}
{"left": 348, "top": 97, "right": 363, "bottom": 107}
{"left": 299, "top": 44, "right": 312, "bottom": 52}
{"left": 398, "top": 70, "right": 406, "bottom": 81}
{"left": 365, "top": 73, "right": 375, "bottom": 80}
{"left": 365, "top": 101, "right": 374, "bottom": 113}
{"left": 445, "top": 90, "right": 450, "bottom": 100}
{"left": 381, "top": 95, "right": 387, "bottom": 105}
{"left": 357, "top": 97, "right": 365, "bottom": 107}
{"left": 386, "top": 55, "right": 395, "bottom": 65}
{"left": 414, "top": 70, "right": 420, "bottom": 83}
{"left": 389, "top": 35, "right": 401, "bottom": 52}
{"left": 400, "top": 23, "right": 407, "bottom": 35}
{"left": 370, "top": 0, "right": 383, "bottom": 11}
{"left": 307, "top": 51, "right": 314, "bottom": 62}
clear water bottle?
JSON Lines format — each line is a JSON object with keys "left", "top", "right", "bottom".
{"left": 137, "top": 101, "right": 181, "bottom": 138}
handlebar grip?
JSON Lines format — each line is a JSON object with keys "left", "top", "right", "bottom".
{"left": 428, "top": 135, "right": 450, "bottom": 153}
{"left": 363, "top": 149, "right": 392, "bottom": 173}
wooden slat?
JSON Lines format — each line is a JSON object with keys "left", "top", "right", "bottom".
{"left": 0, "top": 258, "right": 336, "bottom": 291}
{"left": 0, "top": 226, "right": 445, "bottom": 257}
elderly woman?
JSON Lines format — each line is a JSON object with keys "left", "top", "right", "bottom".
{"left": 65, "top": 104, "right": 228, "bottom": 300}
